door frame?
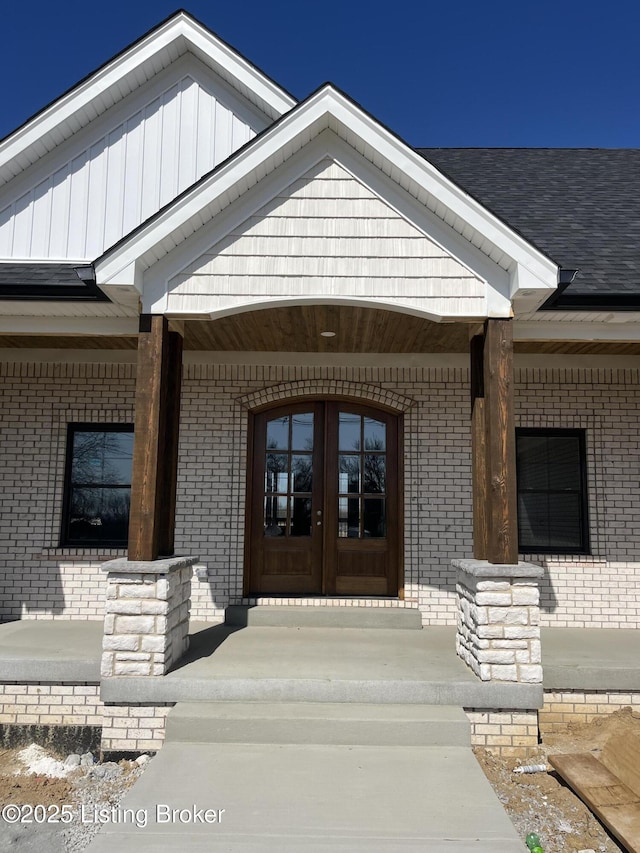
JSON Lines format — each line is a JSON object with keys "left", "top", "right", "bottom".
{"left": 243, "top": 395, "right": 404, "bottom": 598}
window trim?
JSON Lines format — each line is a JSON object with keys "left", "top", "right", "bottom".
{"left": 515, "top": 427, "right": 590, "bottom": 556}
{"left": 60, "top": 423, "right": 134, "bottom": 548}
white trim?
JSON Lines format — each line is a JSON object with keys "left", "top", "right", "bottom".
{"left": 95, "top": 87, "right": 557, "bottom": 318}
{"left": 0, "top": 317, "right": 138, "bottom": 335}
{"left": 515, "top": 321, "right": 640, "bottom": 342}
{"left": 0, "top": 12, "right": 295, "bottom": 185}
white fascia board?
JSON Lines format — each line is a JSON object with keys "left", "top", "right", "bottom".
{"left": 179, "top": 18, "right": 296, "bottom": 118}
{"left": 0, "top": 13, "right": 294, "bottom": 178}
{"left": 0, "top": 316, "right": 138, "bottom": 335}
{"left": 515, "top": 320, "right": 640, "bottom": 342}
{"left": 96, "top": 87, "right": 558, "bottom": 297}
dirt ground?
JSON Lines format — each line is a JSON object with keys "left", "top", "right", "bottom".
{"left": 0, "top": 746, "right": 145, "bottom": 852}
{"left": 475, "top": 707, "right": 640, "bottom": 853}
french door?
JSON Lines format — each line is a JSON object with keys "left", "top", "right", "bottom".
{"left": 247, "top": 401, "right": 400, "bottom": 596}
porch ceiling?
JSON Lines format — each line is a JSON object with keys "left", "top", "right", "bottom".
{"left": 182, "top": 306, "right": 471, "bottom": 352}
{"left": 3, "top": 312, "right": 640, "bottom": 355}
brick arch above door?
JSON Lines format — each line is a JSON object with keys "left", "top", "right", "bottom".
{"left": 237, "top": 379, "right": 415, "bottom": 414}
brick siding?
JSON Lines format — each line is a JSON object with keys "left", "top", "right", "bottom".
{"left": 465, "top": 709, "right": 539, "bottom": 755}
{"left": 0, "top": 683, "right": 102, "bottom": 726}
{"left": 539, "top": 689, "right": 640, "bottom": 736}
{"left": 1, "top": 359, "right": 639, "bottom": 627}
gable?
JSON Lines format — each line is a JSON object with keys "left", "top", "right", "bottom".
{"left": 166, "top": 158, "right": 486, "bottom": 317}
{"left": 95, "top": 86, "right": 558, "bottom": 319}
{"left": 0, "top": 59, "right": 267, "bottom": 262}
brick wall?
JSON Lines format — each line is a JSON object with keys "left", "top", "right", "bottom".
{"left": 0, "top": 683, "right": 103, "bottom": 726}
{"left": 465, "top": 709, "right": 539, "bottom": 755}
{"left": 0, "top": 362, "right": 133, "bottom": 621}
{"left": 1, "top": 359, "right": 639, "bottom": 627}
{"left": 0, "top": 681, "right": 172, "bottom": 753}
{"left": 100, "top": 703, "right": 173, "bottom": 752}
{"left": 539, "top": 690, "right": 640, "bottom": 736}
{"left": 515, "top": 366, "right": 640, "bottom": 629}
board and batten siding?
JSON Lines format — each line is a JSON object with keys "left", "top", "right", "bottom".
{"left": 166, "top": 159, "right": 487, "bottom": 317}
{"left": 0, "top": 76, "right": 256, "bottom": 261}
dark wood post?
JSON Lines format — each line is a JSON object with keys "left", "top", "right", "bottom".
{"left": 483, "top": 318, "right": 518, "bottom": 564}
{"left": 470, "top": 319, "right": 518, "bottom": 564}
{"left": 128, "top": 315, "right": 183, "bottom": 561}
{"left": 470, "top": 331, "right": 488, "bottom": 559}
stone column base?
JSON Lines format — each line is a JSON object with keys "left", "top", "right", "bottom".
{"left": 101, "top": 556, "right": 197, "bottom": 678}
{"left": 453, "top": 559, "right": 543, "bottom": 684}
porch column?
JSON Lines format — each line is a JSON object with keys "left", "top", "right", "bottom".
{"left": 128, "top": 314, "right": 183, "bottom": 561}
{"left": 470, "top": 318, "right": 518, "bottom": 564}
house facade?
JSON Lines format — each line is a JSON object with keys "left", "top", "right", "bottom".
{"left": 1, "top": 11, "right": 639, "bottom": 638}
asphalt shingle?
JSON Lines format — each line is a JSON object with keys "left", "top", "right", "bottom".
{"left": 417, "top": 148, "right": 640, "bottom": 298}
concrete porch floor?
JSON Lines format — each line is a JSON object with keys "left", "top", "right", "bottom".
{"left": 0, "top": 618, "right": 638, "bottom": 696}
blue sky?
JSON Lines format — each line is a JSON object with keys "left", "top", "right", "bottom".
{"left": 2, "top": 0, "right": 640, "bottom": 147}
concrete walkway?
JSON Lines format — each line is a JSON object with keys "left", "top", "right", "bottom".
{"left": 86, "top": 740, "right": 524, "bottom": 852}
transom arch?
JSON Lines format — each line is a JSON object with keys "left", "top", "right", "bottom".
{"left": 237, "top": 380, "right": 415, "bottom": 414}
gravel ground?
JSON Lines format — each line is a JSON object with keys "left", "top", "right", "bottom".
{"left": 0, "top": 745, "right": 150, "bottom": 852}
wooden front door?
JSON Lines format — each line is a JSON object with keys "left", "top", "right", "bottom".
{"left": 248, "top": 401, "right": 400, "bottom": 596}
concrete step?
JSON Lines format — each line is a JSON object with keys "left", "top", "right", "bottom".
{"left": 225, "top": 604, "right": 422, "bottom": 629}
{"left": 165, "top": 701, "right": 470, "bottom": 747}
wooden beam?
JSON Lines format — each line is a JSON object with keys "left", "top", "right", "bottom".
{"left": 483, "top": 318, "right": 518, "bottom": 564}
{"left": 470, "top": 332, "right": 488, "bottom": 559}
{"left": 156, "top": 330, "right": 183, "bottom": 556}
{"left": 128, "top": 315, "right": 183, "bottom": 561}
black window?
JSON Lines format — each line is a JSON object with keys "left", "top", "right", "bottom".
{"left": 516, "top": 429, "right": 589, "bottom": 554}
{"left": 61, "top": 425, "right": 134, "bottom": 547}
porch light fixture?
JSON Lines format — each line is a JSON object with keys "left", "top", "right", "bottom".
{"left": 320, "top": 331, "right": 336, "bottom": 337}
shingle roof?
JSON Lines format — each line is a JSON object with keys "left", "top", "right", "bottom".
{"left": 417, "top": 148, "right": 640, "bottom": 301}
{"left": 0, "top": 263, "right": 107, "bottom": 300}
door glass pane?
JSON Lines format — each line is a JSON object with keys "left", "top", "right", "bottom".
{"left": 292, "top": 455, "right": 312, "bottom": 492}
{"left": 291, "top": 497, "right": 312, "bottom": 536}
{"left": 364, "top": 455, "right": 385, "bottom": 494}
{"left": 338, "top": 497, "right": 360, "bottom": 538}
{"left": 364, "top": 418, "right": 386, "bottom": 451}
{"left": 339, "top": 455, "right": 360, "bottom": 493}
{"left": 266, "top": 416, "right": 290, "bottom": 450}
{"left": 264, "top": 496, "right": 287, "bottom": 536}
{"left": 339, "top": 413, "right": 361, "bottom": 451}
{"left": 291, "top": 412, "right": 314, "bottom": 451}
{"left": 265, "top": 453, "right": 289, "bottom": 492}
{"left": 363, "top": 498, "right": 386, "bottom": 538}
